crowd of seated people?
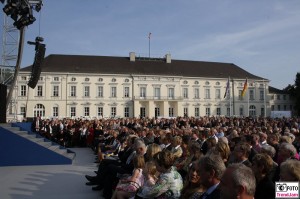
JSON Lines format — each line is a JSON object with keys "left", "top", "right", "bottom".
{"left": 31, "top": 116, "right": 300, "bottom": 198}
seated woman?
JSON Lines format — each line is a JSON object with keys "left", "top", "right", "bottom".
{"left": 177, "top": 140, "right": 202, "bottom": 180}
{"left": 112, "top": 155, "right": 145, "bottom": 199}
{"left": 171, "top": 136, "right": 183, "bottom": 160}
{"left": 144, "top": 143, "right": 162, "bottom": 162}
{"left": 136, "top": 161, "right": 159, "bottom": 199}
{"left": 180, "top": 161, "right": 205, "bottom": 199}
{"left": 137, "top": 150, "right": 183, "bottom": 199}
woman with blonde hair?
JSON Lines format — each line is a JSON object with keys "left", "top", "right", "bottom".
{"left": 213, "top": 141, "right": 231, "bottom": 165}
{"left": 144, "top": 143, "right": 162, "bottom": 162}
{"left": 137, "top": 150, "right": 183, "bottom": 198}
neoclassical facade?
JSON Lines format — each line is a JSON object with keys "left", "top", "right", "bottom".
{"left": 7, "top": 52, "right": 294, "bottom": 119}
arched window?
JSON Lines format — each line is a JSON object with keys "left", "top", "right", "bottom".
{"left": 249, "top": 105, "right": 256, "bottom": 117}
{"left": 34, "top": 104, "right": 45, "bottom": 117}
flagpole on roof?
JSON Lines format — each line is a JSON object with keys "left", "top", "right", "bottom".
{"left": 247, "top": 78, "right": 249, "bottom": 117}
{"left": 148, "top": 32, "right": 151, "bottom": 58}
{"left": 263, "top": 78, "right": 267, "bottom": 117}
{"left": 228, "top": 77, "right": 232, "bottom": 117}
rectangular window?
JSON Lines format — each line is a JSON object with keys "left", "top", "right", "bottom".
{"left": 215, "top": 89, "right": 221, "bottom": 99}
{"left": 194, "top": 88, "right": 199, "bottom": 99}
{"left": 205, "top": 89, "right": 210, "bottom": 99}
{"left": 84, "top": 107, "right": 90, "bottom": 116}
{"left": 271, "top": 105, "right": 274, "bottom": 111}
{"left": 20, "top": 107, "right": 26, "bottom": 117}
{"left": 249, "top": 90, "right": 254, "bottom": 100}
{"left": 140, "top": 87, "right": 146, "bottom": 98}
{"left": 70, "top": 86, "right": 76, "bottom": 97}
{"left": 111, "top": 87, "right": 117, "bottom": 97}
{"left": 261, "top": 107, "right": 265, "bottom": 116}
{"left": 37, "top": 85, "right": 43, "bottom": 96}
{"left": 84, "top": 86, "right": 90, "bottom": 97}
{"left": 239, "top": 107, "right": 244, "bottom": 116}
{"left": 140, "top": 107, "right": 146, "bottom": 118}
{"left": 53, "top": 77, "right": 59, "bottom": 81}
{"left": 155, "top": 107, "right": 160, "bottom": 117}
{"left": 154, "top": 88, "right": 160, "bottom": 99}
{"left": 53, "top": 85, "right": 59, "bottom": 97}
{"left": 227, "top": 107, "right": 230, "bottom": 116}
{"left": 169, "top": 107, "right": 174, "bottom": 117}
{"left": 124, "top": 87, "right": 130, "bottom": 98}
{"left": 21, "top": 76, "right": 27, "bottom": 81}
{"left": 168, "top": 88, "right": 174, "bottom": 98}
{"left": 260, "top": 90, "right": 264, "bottom": 100}
{"left": 277, "top": 95, "right": 281, "bottom": 100}
{"left": 53, "top": 107, "right": 58, "bottom": 117}
{"left": 277, "top": 105, "right": 281, "bottom": 111}
{"left": 205, "top": 108, "right": 210, "bottom": 116}
{"left": 195, "top": 107, "right": 199, "bottom": 117}
{"left": 70, "top": 107, "right": 76, "bottom": 117}
{"left": 183, "top": 88, "right": 188, "bottom": 99}
{"left": 290, "top": 105, "right": 293, "bottom": 111}
{"left": 283, "top": 95, "right": 286, "bottom": 100}
{"left": 183, "top": 107, "right": 188, "bottom": 117}
{"left": 20, "top": 85, "right": 27, "bottom": 96}
{"left": 216, "top": 108, "right": 221, "bottom": 116}
{"left": 284, "top": 105, "right": 287, "bottom": 111}
{"left": 111, "top": 107, "right": 116, "bottom": 117}
{"left": 98, "top": 86, "right": 103, "bottom": 97}
{"left": 124, "top": 107, "right": 129, "bottom": 117}
{"left": 97, "top": 107, "right": 103, "bottom": 117}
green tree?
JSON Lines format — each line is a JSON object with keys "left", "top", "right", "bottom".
{"left": 284, "top": 73, "right": 300, "bottom": 116}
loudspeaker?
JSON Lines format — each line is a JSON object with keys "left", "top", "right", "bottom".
{"left": 0, "top": 84, "right": 7, "bottom": 123}
{"left": 27, "top": 43, "right": 46, "bottom": 89}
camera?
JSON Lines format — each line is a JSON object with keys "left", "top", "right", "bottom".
{"left": 276, "top": 183, "right": 287, "bottom": 192}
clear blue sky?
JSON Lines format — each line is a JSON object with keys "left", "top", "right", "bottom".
{"left": 1, "top": 0, "right": 300, "bottom": 89}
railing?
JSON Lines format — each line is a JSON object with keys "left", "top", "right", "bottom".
{"left": 134, "top": 96, "right": 183, "bottom": 100}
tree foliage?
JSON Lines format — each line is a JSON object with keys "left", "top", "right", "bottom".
{"left": 284, "top": 72, "right": 300, "bottom": 116}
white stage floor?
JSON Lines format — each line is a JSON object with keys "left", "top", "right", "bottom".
{"left": 0, "top": 148, "right": 105, "bottom": 199}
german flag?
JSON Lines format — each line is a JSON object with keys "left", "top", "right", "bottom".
{"left": 241, "top": 78, "right": 248, "bottom": 97}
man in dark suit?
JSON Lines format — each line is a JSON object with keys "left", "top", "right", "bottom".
{"left": 219, "top": 163, "right": 256, "bottom": 199}
{"left": 196, "top": 154, "right": 226, "bottom": 199}
{"left": 243, "top": 135, "right": 258, "bottom": 163}
{"left": 233, "top": 142, "right": 252, "bottom": 167}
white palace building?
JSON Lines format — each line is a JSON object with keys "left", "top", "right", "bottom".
{"left": 7, "top": 52, "right": 295, "bottom": 120}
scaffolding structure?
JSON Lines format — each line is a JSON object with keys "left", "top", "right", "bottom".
{"left": 0, "top": 14, "right": 18, "bottom": 85}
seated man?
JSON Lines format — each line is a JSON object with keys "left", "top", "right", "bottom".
{"left": 220, "top": 163, "right": 256, "bottom": 199}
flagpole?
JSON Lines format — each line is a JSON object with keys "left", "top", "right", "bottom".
{"left": 263, "top": 79, "right": 267, "bottom": 117}
{"left": 248, "top": 84, "right": 250, "bottom": 117}
{"left": 229, "top": 77, "right": 232, "bottom": 117}
{"left": 148, "top": 32, "right": 151, "bottom": 58}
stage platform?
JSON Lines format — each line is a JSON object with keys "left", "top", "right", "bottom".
{"left": 0, "top": 148, "right": 105, "bottom": 199}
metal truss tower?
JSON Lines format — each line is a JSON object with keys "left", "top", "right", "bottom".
{"left": 0, "top": 13, "right": 18, "bottom": 84}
